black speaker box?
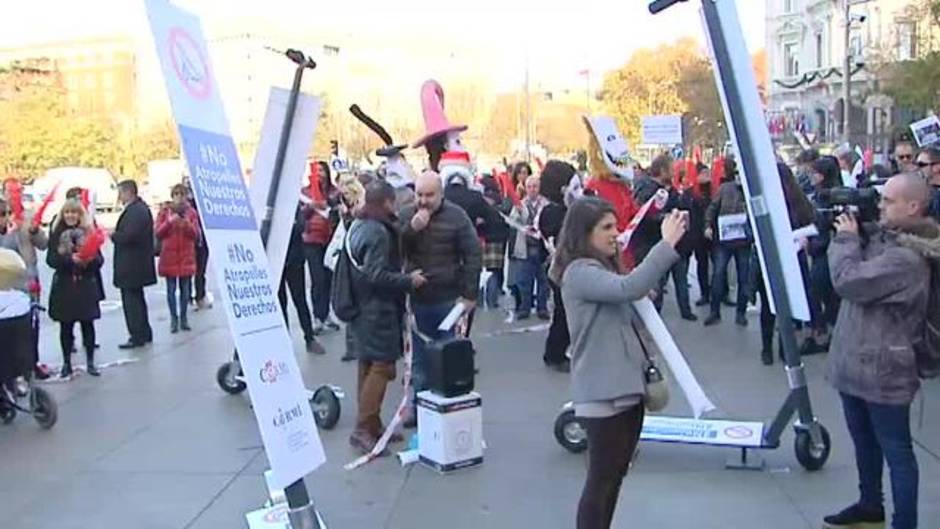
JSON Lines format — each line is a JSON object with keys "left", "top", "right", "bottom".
{"left": 425, "top": 337, "right": 475, "bottom": 398}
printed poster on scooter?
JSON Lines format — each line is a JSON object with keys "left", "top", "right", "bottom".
{"left": 144, "top": 0, "right": 325, "bottom": 489}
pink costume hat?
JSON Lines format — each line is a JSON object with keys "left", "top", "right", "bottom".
{"left": 411, "top": 79, "right": 468, "bottom": 148}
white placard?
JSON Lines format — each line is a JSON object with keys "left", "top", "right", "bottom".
{"left": 717, "top": 213, "right": 748, "bottom": 242}
{"left": 910, "top": 115, "right": 940, "bottom": 148}
{"left": 641, "top": 115, "right": 683, "bottom": 145}
{"left": 248, "top": 87, "right": 321, "bottom": 288}
{"left": 641, "top": 415, "right": 764, "bottom": 448}
{"left": 144, "top": 0, "right": 325, "bottom": 489}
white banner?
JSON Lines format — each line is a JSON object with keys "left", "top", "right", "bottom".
{"left": 641, "top": 115, "right": 683, "bottom": 145}
{"left": 248, "top": 87, "right": 321, "bottom": 287}
{"left": 641, "top": 415, "right": 764, "bottom": 448}
{"left": 144, "top": 0, "right": 325, "bottom": 489}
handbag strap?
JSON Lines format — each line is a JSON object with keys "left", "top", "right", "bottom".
{"left": 630, "top": 320, "right": 654, "bottom": 364}
{"left": 344, "top": 222, "right": 363, "bottom": 271}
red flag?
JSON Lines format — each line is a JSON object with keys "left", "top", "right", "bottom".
{"left": 76, "top": 227, "right": 106, "bottom": 262}
{"left": 307, "top": 162, "right": 325, "bottom": 202}
{"left": 3, "top": 179, "right": 24, "bottom": 223}
{"left": 33, "top": 181, "right": 61, "bottom": 228}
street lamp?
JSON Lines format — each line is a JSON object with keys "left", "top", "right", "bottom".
{"left": 842, "top": 0, "right": 870, "bottom": 145}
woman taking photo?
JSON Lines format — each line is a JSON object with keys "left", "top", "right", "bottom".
{"left": 155, "top": 184, "right": 200, "bottom": 333}
{"left": 551, "top": 196, "right": 687, "bottom": 529}
{"left": 47, "top": 199, "right": 104, "bottom": 377}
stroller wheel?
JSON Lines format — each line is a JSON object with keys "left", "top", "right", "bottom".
{"left": 30, "top": 387, "right": 58, "bottom": 429}
{"left": 311, "top": 386, "right": 341, "bottom": 430}
{"left": 216, "top": 362, "right": 247, "bottom": 395}
{"left": 1, "top": 404, "right": 15, "bottom": 424}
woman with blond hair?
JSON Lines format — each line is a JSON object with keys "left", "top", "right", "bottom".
{"left": 47, "top": 199, "right": 105, "bottom": 377}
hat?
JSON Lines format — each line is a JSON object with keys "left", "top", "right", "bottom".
{"left": 412, "top": 80, "right": 468, "bottom": 148}
{"left": 0, "top": 248, "right": 27, "bottom": 291}
{"left": 438, "top": 151, "right": 473, "bottom": 187}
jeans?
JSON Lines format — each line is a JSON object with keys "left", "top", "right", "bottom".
{"left": 303, "top": 243, "right": 332, "bottom": 322}
{"left": 654, "top": 256, "right": 691, "bottom": 315}
{"left": 120, "top": 288, "right": 152, "bottom": 343}
{"left": 411, "top": 301, "right": 458, "bottom": 397}
{"left": 512, "top": 255, "right": 548, "bottom": 315}
{"left": 840, "top": 392, "right": 918, "bottom": 529}
{"left": 278, "top": 262, "right": 315, "bottom": 340}
{"left": 194, "top": 243, "right": 209, "bottom": 302}
{"left": 710, "top": 244, "right": 750, "bottom": 316}
{"left": 165, "top": 276, "right": 192, "bottom": 323}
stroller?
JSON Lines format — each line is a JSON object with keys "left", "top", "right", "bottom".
{"left": 0, "top": 303, "right": 57, "bottom": 429}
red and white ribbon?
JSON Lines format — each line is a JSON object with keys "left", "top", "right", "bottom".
{"left": 616, "top": 188, "right": 669, "bottom": 249}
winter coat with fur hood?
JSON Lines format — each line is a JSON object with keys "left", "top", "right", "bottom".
{"left": 826, "top": 217, "right": 940, "bottom": 405}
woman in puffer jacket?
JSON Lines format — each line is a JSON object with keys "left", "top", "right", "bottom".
{"left": 155, "top": 184, "right": 200, "bottom": 333}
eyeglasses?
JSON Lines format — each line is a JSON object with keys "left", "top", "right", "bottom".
{"left": 916, "top": 160, "right": 939, "bottom": 168}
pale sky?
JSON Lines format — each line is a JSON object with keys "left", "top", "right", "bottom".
{"left": 2, "top": 0, "right": 766, "bottom": 90}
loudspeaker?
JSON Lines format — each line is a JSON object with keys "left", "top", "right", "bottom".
{"left": 425, "top": 337, "right": 475, "bottom": 398}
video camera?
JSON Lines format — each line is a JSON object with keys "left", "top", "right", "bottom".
{"left": 815, "top": 186, "right": 881, "bottom": 223}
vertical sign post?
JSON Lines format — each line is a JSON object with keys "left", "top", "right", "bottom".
{"left": 143, "top": 2, "right": 326, "bottom": 526}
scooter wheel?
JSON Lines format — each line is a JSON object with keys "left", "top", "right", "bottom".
{"left": 216, "top": 362, "right": 247, "bottom": 395}
{"left": 554, "top": 409, "right": 587, "bottom": 453}
{"left": 311, "top": 386, "right": 341, "bottom": 430}
{"left": 794, "top": 423, "right": 831, "bottom": 472}
{"left": 30, "top": 387, "right": 58, "bottom": 429}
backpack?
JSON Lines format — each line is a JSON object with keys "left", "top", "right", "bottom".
{"left": 914, "top": 257, "right": 940, "bottom": 379}
{"left": 330, "top": 223, "right": 363, "bottom": 323}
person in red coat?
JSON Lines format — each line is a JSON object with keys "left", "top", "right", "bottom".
{"left": 156, "top": 184, "right": 200, "bottom": 333}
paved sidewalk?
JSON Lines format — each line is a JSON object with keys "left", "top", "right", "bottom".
{"left": 1, "top": 255, "right": 937, "bottom": 528}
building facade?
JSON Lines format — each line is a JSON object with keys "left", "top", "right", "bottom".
{"left": 765, "top": 0, "right": 922, "bottom": 152}
{"left": 0, "top": 38, "right": 137, "bottom": 128}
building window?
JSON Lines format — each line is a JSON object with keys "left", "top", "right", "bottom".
{"left": 896, "top": 22, "right": 917, "bottom": 61}
{"left": 784, "top": 42, "right": 800, "bottom": 77}
{"left": 815, "top": 32, "right": 824, "bottom": 68}
{"left": 850, "top": 34, "right": 863, "bottom": 58}
{"left": 784, "top": 0, "right": 795, "bottom": 13}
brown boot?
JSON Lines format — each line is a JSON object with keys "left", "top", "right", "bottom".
{"left": 348, "top": 429, "right": 389, "bottom": 457}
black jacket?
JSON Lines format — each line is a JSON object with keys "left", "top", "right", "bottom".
{"left": 401, "top": 200, "right": 483, "bottom": 305}
{"left": 111, "top": 198, "right": 157, "bottom": 289}
{"left": 445, "top": 184, "right": 507, "bottom": 244}
{"left": 633, "top": 176, "right": 692, "bottom": 258}
{"left": 345, "top": 217, "right": 412, "bottom": 362}
{"left": 47, "top": 225, "right": 104, "bottom": 323}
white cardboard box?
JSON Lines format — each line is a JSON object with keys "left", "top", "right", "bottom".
{"left": 417, "top": 390, "right": 483, "bottom": 473}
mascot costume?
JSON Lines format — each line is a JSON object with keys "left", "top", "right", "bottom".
{"left": 582, "top": 115, "right": 640, "bottom": 267}
{"left": 412, "top": 80, "right": 469, "bottom": 176}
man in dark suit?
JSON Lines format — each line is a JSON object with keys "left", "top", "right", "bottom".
{"left": 111, "top": 180, "right": 157, "bottom": 349}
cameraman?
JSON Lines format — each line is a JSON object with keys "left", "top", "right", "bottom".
{"left": 823, "top": 172, "right": 937, "bottom": 529}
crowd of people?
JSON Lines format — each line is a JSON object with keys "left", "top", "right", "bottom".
{"left": 0, "top": 134, "right": 938, "bottom": 529}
